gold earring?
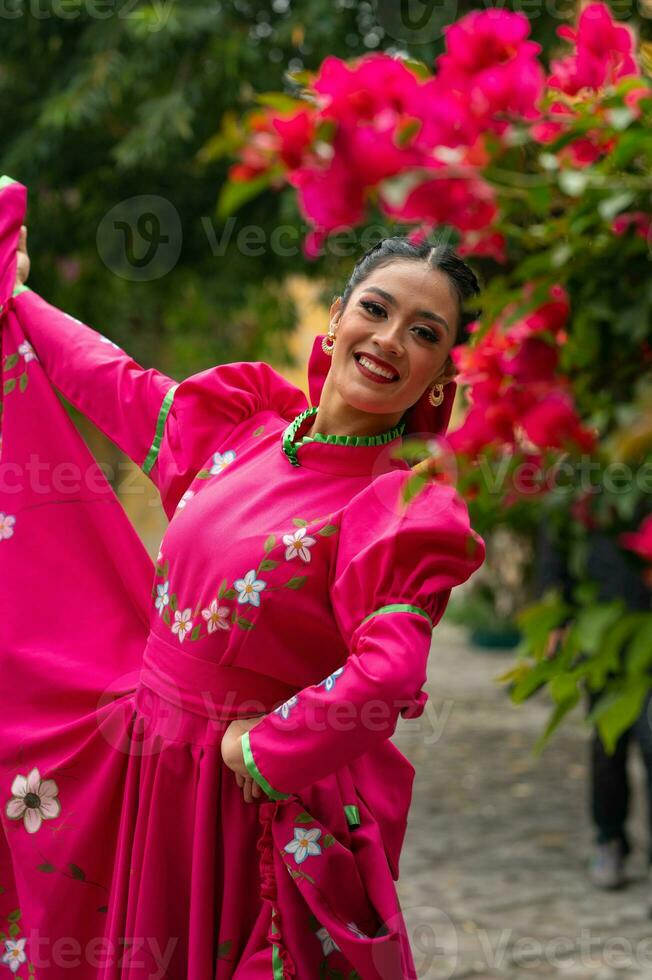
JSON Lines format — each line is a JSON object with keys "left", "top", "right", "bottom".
{"left": 428, "top": 382, "right": 444, "bottom": 407}
{"left": 322, "top": 325, "right": 336, "bottom": 356}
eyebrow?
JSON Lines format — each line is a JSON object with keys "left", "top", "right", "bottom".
{"left": 361, "top": 286, "right": 451, "bottom": 334}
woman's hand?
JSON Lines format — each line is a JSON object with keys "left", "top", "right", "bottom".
{"left": 221, "top": 714, "right": 267, "bottom": 803}
{"left": 15, "top": 225, "right": 30, "bottom": 292}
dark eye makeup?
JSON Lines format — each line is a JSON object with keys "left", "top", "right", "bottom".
{"left": 359, "top": 299, "right": 440, "bottom": 344}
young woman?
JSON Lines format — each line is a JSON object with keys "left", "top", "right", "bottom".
{"left": 0, "top": 175, "right": 485, "bottom": 979}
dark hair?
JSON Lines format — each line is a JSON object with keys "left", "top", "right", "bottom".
{"left": 339, "top": 235, "right": 481, "bottom": 344}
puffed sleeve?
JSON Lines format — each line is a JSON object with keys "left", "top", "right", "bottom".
{"left": 8, "top": 286, "right": 307, "bottom": 519}
{"left": 148, "top": 360, "right": 307, "bottom": 518}
{"left": 241, "top": 469, "right": 486, "bottom": 799}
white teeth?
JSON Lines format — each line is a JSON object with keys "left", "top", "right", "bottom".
{"left": 358, "top": 355, "right": 397, "bottom": 380}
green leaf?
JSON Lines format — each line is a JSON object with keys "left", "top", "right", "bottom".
{"left": 19, "top": 371, "right": 28, "bottom": 391}
{"left": 323, "top": 834, "right": 335, "bottom": 848}
{"left": 169, "top": 593, "right": 178, "bottom": 612}
{"left": 255, "top": 92, "right": 303, "bottom": 112}
{"left": 259, "top": 559, "right": 279, "bottom": 571}
{"left": 195, "top": 469, "right": 212, "bottom": 479}
{"left": 252, "top": 425, "right": 265, "bottom": 437}
{"left": 236, "top": 616, "right": 254, "bottom": 630}
{"left": 294, "top": 811, "right": 313, "bottom": 823}
{"left": 8, "top": 923, "right": 19, "bottom": 938}
{"left": 162, "top": 607, "right": 170, "bottom": 625}
{"left": 217, "top": 578, "right": 228, "bottom": 598}
{"left": 223, "top": 588, "right": 236, "bottom": 599}
{"left": 37, "top": 862, "right": 56, "bottom": 873}
{"left": 7, "top": 909, "right": 21, "bottom": 922}
{"left": 292, "top": 518, "right": 308, "bottom": 527}
{"left": 589, "top": 684, "right": 648, "bottom": 754}
{"left": 191, "top": 625, "right": 201, "bottom": 641}
{"left": 217, "top": 172, "right": 274, "bottom": 221}
{"left": 263, "top": 534, "right": 276, "bottom": 553}
{"left": 317, "top": 524, "right": 338, "bottom": 536}
{"left": 3, "top": 378, "right": 16, "bottom": 394}
{"left": 4, "top": 353, "right": 19, "bottom": 369}
{"left": 69, "top": 863, "right": 86, "bottom": 880}
{"left": 217, "top": 940, "right": 233, "bottom": 959}
{"left": 284, "top": 576, "right": 307, "bottom": 590}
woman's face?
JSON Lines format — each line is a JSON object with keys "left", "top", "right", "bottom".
{"left": 327, "top": 259, "right": 459, "bottom": 418}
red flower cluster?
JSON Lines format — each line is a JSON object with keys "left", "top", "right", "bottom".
{"left": 531, "top": 2, "right": 642, "bottom": 167}
{"left": 448, "top": 284, "right": 596, "bottom": 461}
{"left": 230, "top": 8, "right": 547, "bottom": 257}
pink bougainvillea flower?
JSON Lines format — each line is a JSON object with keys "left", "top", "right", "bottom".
{"left": 549, "top": 2, "right": 639, "bottom": 96}
{"left": 506, "top": 284, "right": 570, "bottom": 343}
{"left": 624, "top": 85, "right": 652, "bottom": 118}
{"left": 457, "top": 230, "right": 507, "bottom": 263}
{"left": 499, "top": 336, "right": 560, "bottom": 383}
{"left": 313, "top": 53, "right": 422, "bottom": 125}
{"left": 435, "top": 9, "right": 545, "bottom": 131}
{"left": 520, "top": 391, "right": 597, "bottom": 453}
{"left": 380, "top": 166, "right": 498, "bottom": 233}
{"left": 271, "top": 109, "right": 316, "bottom": 169}
{"left": 288, "top": 152, "right": 366, "bottom": 236}
{"left": 620, "top": 515, "right": 652, "bottom": 562}
{"left": 611, "top": 211, "right": 652, "bottom": 240}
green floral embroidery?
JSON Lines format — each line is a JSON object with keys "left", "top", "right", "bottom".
{"left": 2, "top": 339, "right": 36, "bottom": 398}
{"left": 152, "top": 514, "right": 339, "bottom": 643}
{"left": 0, "top": 889, "right": 36, "bottom": 975}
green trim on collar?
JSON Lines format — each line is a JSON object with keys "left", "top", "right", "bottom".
{"left": 281, "top": 406, "right": 406, "bottom": 468}
{"left": 361, "top": 603, "right": 433, "bottom": 628}
{"left": 142, "top": 383, "right": 178, "bottom": 475}
{"left": 241, "top": 730, "right": 290, "bottom": 800}
{"left": 344, "top": 804, "right": 361, "bottom": 829}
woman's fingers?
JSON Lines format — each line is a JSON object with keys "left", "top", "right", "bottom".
{"left": 234, "top": 771, "right": 262, "bottom": 802}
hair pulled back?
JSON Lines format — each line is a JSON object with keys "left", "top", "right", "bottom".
{"left": 339, "top": 236, "right": 481, "bottom": 345}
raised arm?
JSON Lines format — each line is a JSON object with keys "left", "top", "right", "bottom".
{"left": 2, "top": 177, "right": 178, "bottom": 475}
{"left": 9, "top": 284, "right": 178, "bottom": 477}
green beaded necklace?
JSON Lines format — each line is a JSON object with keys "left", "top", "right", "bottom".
{"left": 281, "top": 406, "right": 406, "bottom": 467}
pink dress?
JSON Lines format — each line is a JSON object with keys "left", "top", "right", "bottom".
{"left": 0, "top": 177, "right": 485, "bottom": 979}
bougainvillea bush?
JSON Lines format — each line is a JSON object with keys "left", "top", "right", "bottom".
{"left": 221, "top": 2, "right": 652, "bottom": 752}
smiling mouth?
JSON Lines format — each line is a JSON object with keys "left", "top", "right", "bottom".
{"left": 353, "top": 352, "right": 400, "bottom": 383}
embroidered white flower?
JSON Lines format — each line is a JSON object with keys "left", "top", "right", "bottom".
{"left": 234, "top": 569, "right": 266, "bottom": 607}
{"left": 155, "top": 580, "right": 170, "bottom": 615}
{"left": 209, "top": 450, "right": 236, "bottom": 474}
{"left": 176, "top": 490, "right": 195, "bottom": 511}
{"left": 0, "top": 513, "right": 16, "bottom": 541}
{"left": 17, "top": 340, "right": 36, "bottom": 362}
{"left": 201, "top": 598, "right": 230, "bottom": 633}
{"left": 172, "top": 607, "right": 193, "bottom": 642}
{"left": 347, "top": 921, "right": 368, "bottom": 939}
{"left": 283, "top": 827, "right": 322, "bottom": 865}
{"left": 5, "top": 767, "right": 61, "bottom": 834}
{"left": 282, "top": 527, "right": 317, "bottom": 563}
{"left": 273, "top": 695, "right": 298, "bottom": 719}
{"left": 1, "top": 937, "right": 27, "bottom": 973}
{"left": 316, "top": 926, "right": 340, "bottom": 956}
{"left": 318, "top": 667, "right": 345, "bottom": 692}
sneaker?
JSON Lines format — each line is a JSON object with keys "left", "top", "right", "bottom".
{"left": 590, "top": 840, "right": 627, "bottom": 890}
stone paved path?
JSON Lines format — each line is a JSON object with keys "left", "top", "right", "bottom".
{"left": 394, "top": 620, "right": 652, "bottom": 980}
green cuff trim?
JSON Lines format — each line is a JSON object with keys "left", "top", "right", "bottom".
{"left": 241, "top": 730, "right": 290, "bottom": 801}
{"left": 0, "top": 175, "right": 18, "bottom": 189}
{"left": 361, "top": 603, "right": 432, "bottom": 628}
{"left": 344, "top": 804, "right": 361, "bottom": 829}
{"left": 12, "top": 283, "right": 30, "bottom": 297}
{"left": 142, "top": 383, "right": 178, "bottom": 475}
